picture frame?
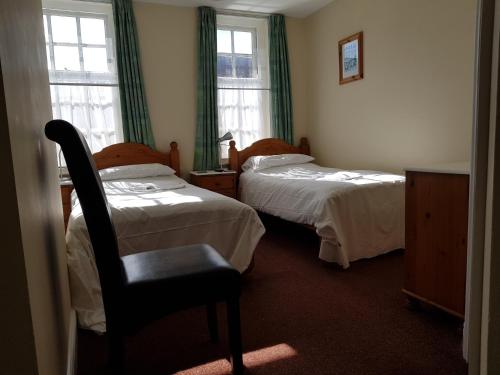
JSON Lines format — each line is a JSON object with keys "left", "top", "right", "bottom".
{"left": 338, "top": 31, "right": 363, "bottom": 85}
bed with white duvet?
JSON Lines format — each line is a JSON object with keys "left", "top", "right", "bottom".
{"left": 66, "top": 164, "right": 265, "bottom": 332}
{"left": 238, "top": 154, "right": 405, "bottom": 268}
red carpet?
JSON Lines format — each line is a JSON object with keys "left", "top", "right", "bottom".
{"left": 77, "top": 217, "right": 467, "bottom": 374}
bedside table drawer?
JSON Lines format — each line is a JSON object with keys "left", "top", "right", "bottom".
{"left": 216, "top": 188, "right": 237, "bottom": 199}
{"left": 190, "top": 171, "right": 237, "bottom": 199}
{"left": 194, "top": 175, "right": 234, "bottom": 190}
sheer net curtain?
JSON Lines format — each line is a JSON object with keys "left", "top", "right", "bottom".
{"left": 43, "top": 0, "right": 123, "bottom": 157}
{"left": 51, "top": 85, "right": 123, "bottom": 153}
{"left": 217, "top": 15, "right": 270, "bottom": 158}
{"left": 217, "top": 83, "right": 270, "bottom": 157}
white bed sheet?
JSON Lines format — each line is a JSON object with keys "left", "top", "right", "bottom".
{"left": 66, "top": 175, "right": 265, "bottom": 332}
{"left": 239, "top": 163, "right": 405, "bottom": 268}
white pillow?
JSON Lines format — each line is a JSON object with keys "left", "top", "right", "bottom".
{"left": 241, "top": 154, "right": 315, "bottom": 172}
{"left": 99, "top": 163, "right": 176, "bottom": 181}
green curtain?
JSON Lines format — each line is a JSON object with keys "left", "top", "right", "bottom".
{"left": 193, "top": 6, "right": 219, "bottom": 171}
{"left": 269, "top": 14, "right": 293, "bottom": 145}
{"left": 113, "top": 0, "right": 155, "bottom": 148}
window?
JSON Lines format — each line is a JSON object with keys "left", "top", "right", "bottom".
{"left": 43, "top": 0, "right": 122, "bottom": 153}
{"left": 217, "top": 15, "right": 270, "bottom": 156}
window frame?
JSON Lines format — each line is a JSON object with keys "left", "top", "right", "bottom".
{"left": 216, "top": 14, "right": 271, "bottom": 154}
{"left": 42, "top": 0, "right": 123, "bottom": 154}
{"left": 217, "top": 26, "right": 258, "bottom": 80}
{"left": 43, "top": 5, "right": 117, "bottom": 86}
{"left": 44, "top": 10, "right": 112, "bottom": 75}
{"left": 216, "top": 14, "right": 270, "bottom": 89}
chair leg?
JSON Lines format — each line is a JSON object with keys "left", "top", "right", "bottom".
{"left": 227, "top": 297, "right": 244, "bottom": 375}
{"left": 207, "top": 302, "right": 219, "bottom": 342}
{"left": 108, "top": 330, "right": 125, "bottom": 375}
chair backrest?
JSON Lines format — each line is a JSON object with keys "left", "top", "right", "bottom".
{"left": 45, "top": 120, "right": 124, "bottom": 323}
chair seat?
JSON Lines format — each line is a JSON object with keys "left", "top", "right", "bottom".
{"left": 120, "top": 244, "right": 240, "bottom": 332}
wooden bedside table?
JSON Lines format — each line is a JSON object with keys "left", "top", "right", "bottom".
{"left": 190, "top": 170, "right": 237, "bottom": 199}
{"left": 60, "top": 178, "right": 73, "bottom": 230}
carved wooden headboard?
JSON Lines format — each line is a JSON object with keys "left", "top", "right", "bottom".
{"left": 92, "top": 142, "right": 180, "bottom": 176}
{"left": 228, "top": 137, "right": 310, "bottom": 175}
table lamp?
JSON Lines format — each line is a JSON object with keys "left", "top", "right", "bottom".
{"left": 216, "top": 132, "right": 233, "bottom": 172}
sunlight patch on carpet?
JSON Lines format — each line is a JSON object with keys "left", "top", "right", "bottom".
{"left": 176, "top": 343, "right": 298, "bottom": 374}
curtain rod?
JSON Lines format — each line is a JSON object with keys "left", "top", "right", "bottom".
{"left": 216, "top": 9, "right": 271, "bottom": 19}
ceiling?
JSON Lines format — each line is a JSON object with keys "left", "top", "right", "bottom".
{"left": 134, "top": 0, "right": 334, "bottom": 18}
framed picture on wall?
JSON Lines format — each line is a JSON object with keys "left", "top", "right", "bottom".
{"left": 338, "top": 31, "right": 363, "bottom": 84}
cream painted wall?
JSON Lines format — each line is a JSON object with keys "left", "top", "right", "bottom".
{"left": 133, "top": 2, "right": 309, "bottom": 175}
{"left": 134, "top": 3, "right": 197, "bottom": 177}
{"left": 134, "top": 0, "right": 475, "bottom": 175}
{"left": 0, "top": 0, "right": 72, "bottom": 373}
{"left": 305, "top": 0, "right": 477, "bottom": 173}
{"left": 287, "top": 17, "right": 310, "bottom": 145}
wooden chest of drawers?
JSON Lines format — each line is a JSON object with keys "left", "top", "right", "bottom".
{"left": 190, "top": 170, "right": 237, "bottom": 198}
{"left": 403, "top": 165, "right": 469, "bottom": 318}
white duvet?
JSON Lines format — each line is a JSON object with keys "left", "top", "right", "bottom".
{"left": 239, "top": 163, "right": 405, "bottom": 268}
{"left": 66, "top": 175, "right": 265, "bottom": 332}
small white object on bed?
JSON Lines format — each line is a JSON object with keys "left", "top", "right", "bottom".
{"left": 239, "top": 155, "right": 405, "bottom": 268}
{"left": 67, "top": 165, "right": 265, "bottom": 332}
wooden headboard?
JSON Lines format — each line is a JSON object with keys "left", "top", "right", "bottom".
{"left": 93, "top": 142, "right": 180, "bottom": 176}
{"left": 229, "top": 137, "right": 310, "bottom": 175}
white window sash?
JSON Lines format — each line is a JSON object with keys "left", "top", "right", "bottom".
{"left": 216, "top": 15, "right": 270, "bottom": 154}
{"left": 43, "top": 0, "right": 123, "bottom": 153}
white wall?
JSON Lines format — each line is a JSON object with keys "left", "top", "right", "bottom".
{"left": 305, "top": 0, "right": 477, "bottom": 173}
{"left": 134, "top": 3, "right": 197, "bottom": 176}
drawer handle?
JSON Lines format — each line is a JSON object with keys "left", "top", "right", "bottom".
{"left": 215, "top": 182, "right": 221, "bottom": 186}
{"left": 425, "top": 212, "right": 431, "bottom": 219}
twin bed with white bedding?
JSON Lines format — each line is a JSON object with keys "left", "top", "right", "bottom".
{"left": 229, "top": 138, "right": 405, "bottom": 269}
{"left": 67, "top": 143, "right": 265, "bottom": 332}
{"left": 66, "top": 138, "right": 404, "bottom": 332}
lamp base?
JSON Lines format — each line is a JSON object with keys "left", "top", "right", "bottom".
{"left": 214, "top": 168, "right": 225, "bottom": 172}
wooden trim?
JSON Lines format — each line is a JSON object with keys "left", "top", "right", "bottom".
{"left": 66, "top": 310, "right": 77, "bottom": 375}
{"left": 92, "top": 142, "right": 180, "bottom": 177}
{"left": 228, "top": 137, "right": 311, "bottom": 176}
{"left": 402, "top": 289, "right": 465, "bottom": 319}
{"left": 338, "top": 31, "right": 364, "bottom": 85}
{"left": 465, "top": 0, "right": 496, "bottom": 370}
{"left": 168, "top": 142, "right": 180, "bottom": 176}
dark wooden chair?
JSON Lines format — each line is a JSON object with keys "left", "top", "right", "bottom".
{"left": 45, "top": 120, "right": 244, "bottom": 374}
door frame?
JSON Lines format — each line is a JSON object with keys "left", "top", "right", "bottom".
{"left": 465, "top": 0, "right": 500, "bottom": 373}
